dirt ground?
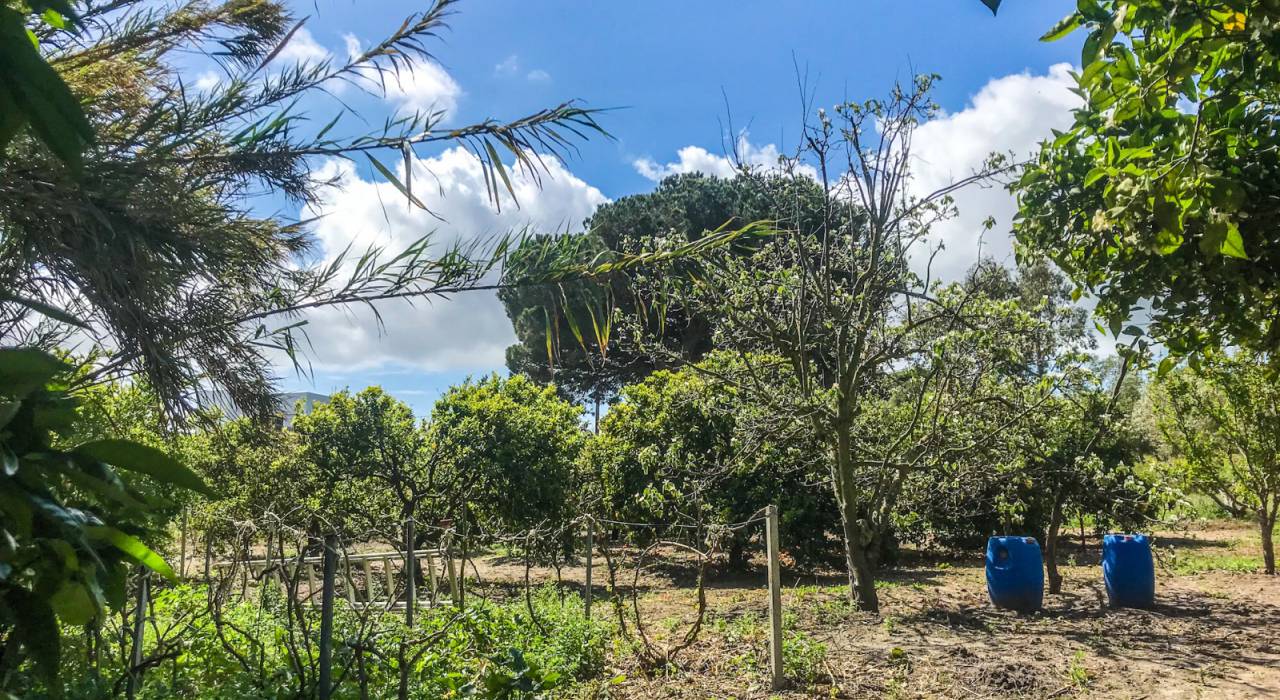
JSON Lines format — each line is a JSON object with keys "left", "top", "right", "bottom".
{"left": 467, "top": 519, "right": 1280, "bottom": 699}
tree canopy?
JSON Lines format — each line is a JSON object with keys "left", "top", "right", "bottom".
{"left": 431, "top": 374, "right": 586, "bottom": 535}
{"left": 1013, "top": 0, "right": 1280, "bottom": 361}
{"left": 500, "top": 172, "right": 836, "bottom": 406}
{"left": 1152, "top": 352, "right": 1280, "bottom": 574}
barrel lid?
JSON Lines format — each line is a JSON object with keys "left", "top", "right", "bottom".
{"left": 988, "top": 535, "right": 1038, "bottom": 545}
{"left": 1103, "top": 533, "right": 1149, "bottom": 544}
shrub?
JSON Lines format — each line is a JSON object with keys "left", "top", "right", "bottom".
{"left": 41, "top": 584, "right": 609, "bottom": 699}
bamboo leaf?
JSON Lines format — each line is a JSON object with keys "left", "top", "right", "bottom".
{"left": 366, "top": 153, "right": 428, "bottom": 210}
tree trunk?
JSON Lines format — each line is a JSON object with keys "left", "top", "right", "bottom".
{"left": 835, "top": 505, "right": 879, "bottom": 612}
{"left": 1045, "top": 492, "right": 1065, "bottom": 595}
{"left": 727, "top": 535, "right": 747, "bottom": 571}
{"left": 830, "top": 421, "right": 880, "bottom": 613}
{"left": 1260, "top": 510, "right": 1276, "bottom": 576}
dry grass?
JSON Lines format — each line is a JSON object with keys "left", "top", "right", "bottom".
{"left": 464, "top": 519, "right": 1280, "bottom": 699}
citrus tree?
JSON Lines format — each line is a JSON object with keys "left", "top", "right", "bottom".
{"left": 582, "top": 354, "right": 837, "bottom": 568}
{"left": 1152, "top": 353, "right": 1280, "bottom": 574}
{"left": 430, "top": 375, "right": 586, "bottom": 537}
{"left": 1012, "top": 0, "right": 1280, "bottom": 363}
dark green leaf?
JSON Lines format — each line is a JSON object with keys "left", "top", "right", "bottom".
{"left": 0, "top": 348, "right": 68, "bottom": 397}
{"left": 12, "top": 591, "right": 59, "bottom": 685}
{"left": 0, "top": 7, "right": 93, "bottom": 170}
{"left": 0, "top": 291, "right": 89, "bottom": 328}
{"left": 73, "top": 439, "right": 213, "bottom": 496}
{"left": 0, "top": 399, "right": 19, "bottom": 429}
{"left": 1, "top": 447, "right": 16, "bottom": 476}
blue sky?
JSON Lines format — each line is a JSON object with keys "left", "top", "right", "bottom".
{"left": 264, "top": 0, "right": 1088, "bottom": 416}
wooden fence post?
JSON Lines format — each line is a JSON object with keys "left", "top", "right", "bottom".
{"left": 584, "top": 518, "right": 594, "bottom": 620}
{"left": 765, "top": 504, "right": 787, "bottom": 691}
{"left": 306, "top": 558, "right": 318, "bottom": 607}
{"left": 445, "top": 530, "right": 460, "bottom": 607}
{"left": 404, "top": 517, "right": 416, "bottom": 628}
{"left": 126, "top": 570, "right": 149, "bottom": 699}
{"left": 383, "top": 555, "right": 394, "bottom": 604}
{"left": 318, "top": 533, "right": 337, "bottom": 700}
{"left": 178, "top": 507, "right": 188, "bottom": 579}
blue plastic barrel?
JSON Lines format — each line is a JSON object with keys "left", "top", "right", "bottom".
{"left": 1102, "top": 534, "right": 1155, "bottom": 608}
{"left": 986, "top": 536, "right": 1044, "bottom": 612}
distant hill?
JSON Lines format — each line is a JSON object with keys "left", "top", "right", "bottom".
{"left": 276, "top": 391, "right": 329, "bottom": 427}
{"left": 194, "top": 389, "right": 330, "bottom": 426}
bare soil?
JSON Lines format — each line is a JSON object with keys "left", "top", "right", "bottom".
{"left": 466, "top": 519, "right": 1280, "bottom": 699}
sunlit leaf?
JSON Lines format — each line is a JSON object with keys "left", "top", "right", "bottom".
{"left": 85, "top": 526, "right": 176, "bottom": 581}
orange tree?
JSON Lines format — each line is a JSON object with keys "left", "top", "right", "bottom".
{"left": 1008, "top": 0, "right": 1280, "bottom": 364}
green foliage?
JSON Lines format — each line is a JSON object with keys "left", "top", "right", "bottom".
{"left": 432, "top": 375, "right": 586, "bottom": 534}
{"left": 1013, "top": 0, "right": 1280, "bottom": 358}
{"left": 1, "top": 0, "right": 606, "bottom": 422}
{"left": 1067, "top": 650, "right": 1091, "bottom": 688}
{"left": 292, "top": 387, "right": 427, "bottom": 533}
{"left": 0, "top": 349, "right": 207, "bottom": 689}
{"left": 610, "top": 77, "right": 1046, "bottom": 612}
{"left": 900, "top": 262, "right": 1160, "bottom": 554}
{"left": 1152, "top": 352, "right": 1280, "bottom": 573}
{"left": 1167, "top": 550, "right": 1264, "bottom": 575}
{"left": 782, "top": 631, "right": 828, "bottom": 686}
{"left": 500, "top": 172, "right": 837, "bottom": 404}
{"left": 584, "top": 354, "right": 838, "bottom": 567}
{"left": 41, "top": 584, "right": 609, "bottom": 699}
{"left": 0, "top": 2, "right": 93, "bottom": 169}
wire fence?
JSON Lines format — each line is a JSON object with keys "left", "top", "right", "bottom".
{"left": 115, "top": 506, "right": 788, "bottom": 698}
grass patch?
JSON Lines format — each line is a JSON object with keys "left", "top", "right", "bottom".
{"left": 783, "top": 631, "right": 828, "bottom": 685}
{"left": 1067, "top": 650, "right": 1091, "bottom": 688}
{"left": 1168, "top": 552, "right": 1263, "bottom": 574}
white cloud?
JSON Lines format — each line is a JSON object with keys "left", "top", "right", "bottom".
{"left": 494, "top": 55, "right": 520, "bottom": 76}
{"left": 276, "top": 27, "right": 331, "bottom": 64}
{"left": 290, "top": 148, "right": 608, "bottom": 373}
{"left": 633, "top": 134, "right": 815, "bottom": 181}
{"left": 495, "top": 56, "right": 550, "bottom": 83}
{"left": 193, "top": 70, "right": 221, "bottom": 92}
{"left": 384, "top": 58, "right": 462, "bottom": 117}
{"left": 342, "top": 33, "right": 362, "bottom": 61}
{"left": 909, "top": 63, "right": 1080, "bottom": 281}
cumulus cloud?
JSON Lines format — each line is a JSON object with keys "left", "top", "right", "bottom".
{"left": 630, "top": 67, "right": 1079, "bottom": 282}
{"left": 276, "top": 27, "right": 331, "bottom": 64}
{"left": 384, "top": 58, "right": 462, "bottom": 117}
{"left": 633, "top": 134, "right": 814, "bottom": 181}
{"left": 289, "top": 148, "right": 608, "bottom": 373}
{"left": 526, "top": 69, "right": 551, "bottom": 82}
{"left": 908, "top": 63, "right": 1080, "bottom": 280}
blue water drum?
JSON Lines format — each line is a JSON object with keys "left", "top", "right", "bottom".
{"left": 1102, "top": 534, "right": 1155, "bottom": 608}
{"left": 986, "top": 536, "right": 1044, "bottom": 612}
